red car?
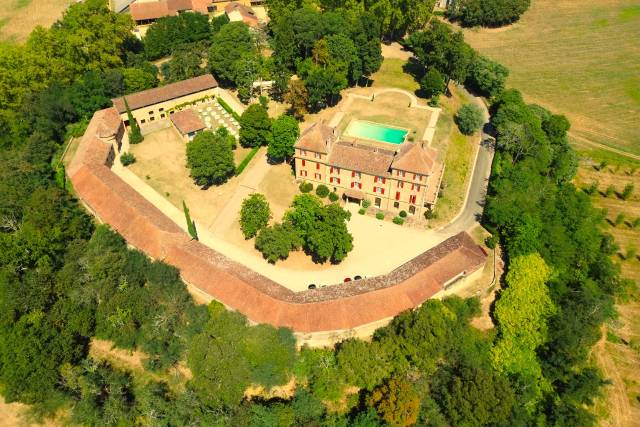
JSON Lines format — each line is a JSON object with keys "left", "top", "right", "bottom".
{"left": 343, "top": 277, "right": 352, "bottom": 283}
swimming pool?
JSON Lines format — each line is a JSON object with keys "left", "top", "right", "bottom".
{"left": 344, "top": 120, "right": 408, "bottom": 145}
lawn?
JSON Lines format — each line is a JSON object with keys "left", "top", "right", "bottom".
{"left": 462, "top": 0, "right": 640, "bottom": 156}
{"left": 0, "top": 0, "right": 71, "bottom": 43}
{"left": 370, "top": 58, "right": 420, "bottom": 93}
{"left": 127, "top": 126, "right": 252, "bottom": 230}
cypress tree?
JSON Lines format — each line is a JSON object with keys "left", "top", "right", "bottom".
{"left": 124, "top": 97, "right": 144, "bottom": 144}
{"left": 183, "top": 200, "right": 198, "bottom": 240}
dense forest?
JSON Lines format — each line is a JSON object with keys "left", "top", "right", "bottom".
{"left": 0, "top": 0, "right": 629, "bottom": 425}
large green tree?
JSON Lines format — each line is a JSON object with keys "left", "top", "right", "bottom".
{"left": 239, "top": 103, "right": 272, "bottom": 148}
{"left": 268, "top": 114, "right": 300, "bottom": 162}
{"left": 186, "top": 128, "right": 235, "bottom": 187}
{"left": 209, "top": 22, "right": 258, "bottom": 86}
{"left": 240, "top": 193, "right": 271, "bottom": 239}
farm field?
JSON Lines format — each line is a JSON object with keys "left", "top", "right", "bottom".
{"left": 0, "top": 0, "right": 71, "bottom": 43}
{"left": 574, "top": 154, "right": 640, "bottom": 425}
{"left": 462, "top": 0, "right": 640, "bottom": 156}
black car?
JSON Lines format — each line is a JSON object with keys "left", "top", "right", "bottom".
{"left": 308, "top": 284, "right": 317, "bottom": 290}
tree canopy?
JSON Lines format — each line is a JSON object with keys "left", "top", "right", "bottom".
{"left": 269, "top": 114, "right": 300, "bottom": 162}
{"left": 240, "top": 193, "right": 271, "bottom": 239}
{"left": 186, "top": 128, "right": 235, "bottom": 187}
{"left": 239, "top": 103, "right": 272, "bottom": 148}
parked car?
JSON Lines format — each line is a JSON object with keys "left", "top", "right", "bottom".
{"left": 308, "top": 284, "right": 317, "bottom": 290}
{"left": 354, "top": 275, "right": 362, "bottom": 280}
{"left": 344, "top": 277, "right": 351, "bottom": 283}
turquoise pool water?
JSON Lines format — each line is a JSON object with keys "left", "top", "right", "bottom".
{"left": 344, "top": 120, "right": 408, "bottom": 144}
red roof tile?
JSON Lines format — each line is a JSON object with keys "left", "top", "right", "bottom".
{"left": 69, "top": 109, "right": 486, "bottom": 334}
{"left": 112, "top": 74, "right": 217, "bottom": 113}
{"left": 171, "top": 109, "right": 205, "bottom": 134}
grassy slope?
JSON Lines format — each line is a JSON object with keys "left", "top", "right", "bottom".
{"left": 0, "top": 0, "right": 70, "bottom": 43}
{"left": 462, "top": 0, "right": 640, "bottom": 156}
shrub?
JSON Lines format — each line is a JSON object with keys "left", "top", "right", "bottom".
{"left": 358, "top": 208, "right": 365, "bottom": 215}
{"left": 362, "top": 200, "right": 371, "bottom": 208}
{"left": 315, "top": 184, "right": 330, "bottom": 198}
{"left": 455, "top": 103, "right": 484, "bottom": 135}
{"left": 424, "top": 209, "right": 436, "bottom": 220}
{"left": 632, "top": 217, "right": 640, "bottom": 229}
{"left": 485, "top": 235, "right": 498, "bottom": 249}
{"left": 392, "top": 216, "right": 404, "bottom": 225}
{"left": 583, "top": 182, "right": 598, "bottom": 196}
{"left": 625, "top": 246, "right": 637, "bottom": 261}
{"left": 447, "top": 0, "right": 531, "bottom": 28}
{"left": 605, "top": 185, "right": 615, "bottom": 197}
{"left": 120, "top": 152, "right": 136, "bottom": 166}
{"left": 299, "top": 181, "right": 313, "bottom": 193}
{"left": 376, "top": 212, "right": 384, "bottom": 220}
{"left": 328, "top": 192, "right": 339, "bottom": 202}
{"left": 598, "top": 160, "right": 609, "bottom": 171}
{"left": 240, "top": 194, "right": 271, "bottom": 239}
{"left": 621, "top": 183, "right": 634, "bottom": 200}
{"left": 399, "top": 210, "right": 407, "bottom": 218}
{"left": 428, "top": 95, "right": 440, "bottom": 107}
{"left": 615, "top": 213, "right": 625, "bottom": 226}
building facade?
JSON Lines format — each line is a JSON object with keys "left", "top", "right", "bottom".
{"left": 293, "top": 123, "right": 444, "bottom": 217}
{"left": 112, "top": 74, "right": 219, "bottom": 127}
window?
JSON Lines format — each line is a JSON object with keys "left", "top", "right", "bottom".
{"left": 160, "top": 113, "right": 165, "bottom": 118}
{"left": 314, "top": 152, "right": 322, "bottom": 159}
{"left": 397, "top": 170, "right": 405, "bottom": 177}
{"left": 397, "top": 181, "right": 404, "bottom": 189}
{"left": 374, "top": 187, "right": 385, "bottom": 195}
{"left": 375, "top": 197, "right": 381, "bottom": 208}
{"left": 394, "top": 201, "right": 400, "bottom": 209}
{"left": 150, "top": 116, "right": 155, "bottom": 121}
{"left": 416, "top": 185, "right": 421, "bottom": 192}
{"left": 149, "top": 110, "right": 154, "bottom": 115}
{"left": 395, "top": 191, "right": 400, "bottom": 200}
{"left": 315, "top": 173, "right": 322, "bottom": 180}
{"left": 300, "top": 170, "right": 307, "bottom": 177}
{"left": 302, "top": 159, "right": 306, "bottom": 166}
{"left": 140, "top": 119, "right": 146, "bottom": 124}
{"left": 413, "top": 173, "right": 417, "bottom": 180}
{"left": 419, "top": 175, "right": 424, "bottom": 181}
{"left": 300, "top": 149, "right": 307, "bottom": 156}
{"left": 159, "top": 108, "right": 164, "bottom": 112}
{"left": 353, "top": 182, "right": 362, "bottom": 189}
{"left": 330, "top": 177, "right": 341, "bottom": 184}
{"left": 409, "top": 205, "right": 416, "bottom": 215}
{"left": 409, "top": 195, "right": 417, "bottom": 204}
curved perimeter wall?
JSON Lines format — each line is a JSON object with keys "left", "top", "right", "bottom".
{"left": 68, "top": 108, "right": 487, "bottom": 334}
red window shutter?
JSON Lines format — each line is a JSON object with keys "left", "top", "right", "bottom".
{"left": 382, "top": 177, "right": 386, "bottom": 184}
{"left": 416, "top": 185, "right": 420, "bottom": 191}
{"left": 413, "top": 173, "right": 416, "bottom": 180}
{"left": 316, "top": 163, "right": 320, "bottom": 170}
{"left": 302, "top": 159, "right": 306, "bottom": 166}
{"left": 381, "top": 188, "right": 385, "bottom": 195}
{"left": 374, "top": 176, "right": 378, "bottom": 183}
{"left": 352, "top": 171, "right": 355, "bottom": 177}
{"left": 396, "top": 191, "right": 400, "bottom": 200}
{"left": 330, "top": 166, "right": 333, "bottom": 173}
{"left": 337, "top": 178, "right": 341, "bottom": 184}
{"left": 351, "top": 182, "right": 354, "bottom": 188}
{"left": 373, "top": 186, "right": 376, "bottom": 193}
{"left": 359, "top": 183, "right": 362, "bottom": 189}
{"left": 411, "top": 183, "right": 415, "bottom": 190}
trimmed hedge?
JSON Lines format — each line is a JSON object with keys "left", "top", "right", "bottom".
{"left": 393, "top": 216, "right": 405, "bottom": 225}
{"left": 376, "top": 212, "right": 384, "bottom": 220}
{"left": 399, "top": 210, "right": 407, "bottom": 218}
{"left": 358, "top": 208, "right": 365, "bottom": 215}
{"left": 217, "top": 97, "right": 241, "bottom": 122}
{"left": 235, "top": 146, "right": 260, "bottom": 175}
{"left": 328, "top": 192, "right": 339, "bottom": 202}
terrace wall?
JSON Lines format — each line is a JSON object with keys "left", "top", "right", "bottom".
{"left": 69, "top": 108, "right": 487, "bottom": 336}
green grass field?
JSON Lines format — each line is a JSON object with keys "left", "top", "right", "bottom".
{"left": 463, "top": 0, "right": 640, "bottom": 156}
